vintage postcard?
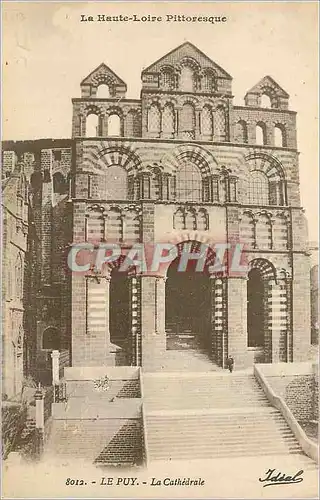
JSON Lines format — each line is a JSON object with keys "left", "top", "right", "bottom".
{"left": 1, "top": 1, "right": 319, "bottom": 498}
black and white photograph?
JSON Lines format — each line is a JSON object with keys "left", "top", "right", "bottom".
{"left": 1, "top": 2, "right": 319, "bottom": 498}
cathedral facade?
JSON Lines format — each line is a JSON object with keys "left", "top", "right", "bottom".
{"left": 2, "top": 42, "right": 314, "bottom": 396}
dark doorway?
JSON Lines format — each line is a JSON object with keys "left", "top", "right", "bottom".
{"left": 109, "top": 269, "right": 130, "bottom": 355}
{"left": 247, "top": 268, "right": 265, "bottom": 347}
{"left": 165, "top": 243, "right": 212, "bottom": 353}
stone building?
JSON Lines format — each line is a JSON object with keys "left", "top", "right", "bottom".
{"left": 309, "top": 241, "right": 319, "bottom": 347}
{"left": 2, "top": 42, "right": 315, "bottom": 392}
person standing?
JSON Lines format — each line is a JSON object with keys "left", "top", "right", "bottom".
{"left": 226, "top": 356, "right": 234, "bottom": 373}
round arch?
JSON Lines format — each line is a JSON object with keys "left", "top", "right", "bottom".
{"left": 162, "top": 143, "right": 218, "bottom": 176}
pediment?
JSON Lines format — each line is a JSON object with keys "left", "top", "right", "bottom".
{"left": 142, "top": 42, "right": 232, "bottom": 79}
{"left": 81, "top": 63, "right": 127, "bottom": 88}
{"left": 246, "top": 76, "right": 289, "bottom": 98}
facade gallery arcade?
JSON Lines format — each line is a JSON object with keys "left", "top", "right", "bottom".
{"left": 2, "top": 43, "right": 312, "bottom": 394}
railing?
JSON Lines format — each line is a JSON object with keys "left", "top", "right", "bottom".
{"left": 139, "top": 367, "right": 150, "bottom": 467}
{"left": 254, "top": 365, "right": 318, "bottom": 463}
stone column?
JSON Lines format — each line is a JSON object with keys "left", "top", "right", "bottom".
{"left": 210, "top": 277, "right": 227, "bottom": 366}
{"left": 129, "top": 274, "right": 141, "bottom": 366}
{"left": 140, "top": 274, "right": 166, "bottom": 371}
{"left": 51, "top": 350, "right": 60, "bottom": 385}
{"left": 227, "top": 276, "right": 248, "bottom": 369}
{"left": 72, "top": 275, "right": 113, "bottom": 366}
{"left": 34, "top": 384, "right": 44, "bottom": 459}
{"left": 268, "top": 276, "right": 291, "bottom": 363}
{"left": 82, "top": 274, "right": 112, "bottom": 366}
{"left": 195, "top": 109, "right": 202, "bottom": 140}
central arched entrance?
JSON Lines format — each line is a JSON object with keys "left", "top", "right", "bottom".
{"left": 165, "top": 241, "right": 212, "bottom": 356}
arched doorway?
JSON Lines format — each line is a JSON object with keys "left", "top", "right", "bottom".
{"left": 165, "top": 241, "right": 213, "bottom": 356}
{"left": 247, "top": 258, "right": 277, "bottom": 363}
{"left": 109, "top": 267, "right": 130, "bottom": 362}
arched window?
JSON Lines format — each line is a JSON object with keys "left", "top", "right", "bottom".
{"left": 42, "top": 327, "right": 60, "bottom": 350}
{"left": 96, "top": 84, "right": 110, "bottom": 98}
{"left": 197, "top": 209, "right": 209, "bottom": 231}
{"left": 86, "top": 114, "right": 100, "bottom": 137}
{"left": 179, "top": 103, "right": 195, "bottom": 139}
{"left": 214, "top": 107, "right": 226, "bottom": 141}
{"left": 86, "top": 210, "right": 105, "bottom": 242}
{"left": 248, "top": 170, "right": 269, "bottom": 205}
{"left": 148, "top": 104, "right": 161, "bottom": 135}
{"left": 126, "top": 110, "right": 140, "bottom": 137}
{"left": 256, "top": 123, "right": 267, "bottom": 145}
{"left": 180, "top": 66, "right": 194, "bottom": 92}
{"left": 161, "top": 70, "right": 175, "bottom": 90}
{"left": 105, "top": 165, "right": 127, "bottom": 199}
{"left": 201, "top": 71, "right": 214, "bottom": 92}
{"left": 201, "top": 106, "right": 213, "bottom": 138}
{"left": 185, "top": 210, "right": 196, "bottom": 230}
{"left": 260, "top": 94, "right": 272, "bottom": 108}
{"left": 173, "top": 208, "right": 185, "bottom": 230}
{"left": 53, "top": 172, "right": 67, "bottom": 194}
{"left": 176, "top": 163, "right": 202, "bottom": 202}
{"left": 274, "top": 125, "right": 286, "bottom": 147}
{"left": 235, "top": 120, "right": 248, "bottom": 143}
{"left": 162, "top": 104, "right": 175, "bottom": 136}
{"left": 108, "top": 114, "right": 121, "bottom": 136}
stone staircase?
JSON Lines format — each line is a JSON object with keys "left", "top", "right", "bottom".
{"left": 142, "top": 372, "right": 307, "bottom": 461}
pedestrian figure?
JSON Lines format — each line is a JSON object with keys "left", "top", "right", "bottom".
{"left": 227, "top": 356, "right": 234, "bottom": 373}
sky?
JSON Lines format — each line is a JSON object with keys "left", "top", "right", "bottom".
{"left": 2, "top": 1, "right": 319, "bottom": 240}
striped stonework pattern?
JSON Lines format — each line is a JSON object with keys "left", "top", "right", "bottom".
{"left": 273, "top": 213, "right": 289, "bottom": 250}
{"left": 255, "top": 213, "right": 272, "bottom": 249}
{"left": 265, "top": 279, "right": 289, "bottom": 363}
{"left": 86, "top": 277, "right": 108, "bottom": 337}
{"left": 130, "top": 275, "right": 141, "bottom": 366}
{"left": 264, "top": 279, "right": 273, "bottom": 363}
{"left": 85, "top": 212, "right": 105, "bottom": 242}
{"left": 239, "top": 211, "right": 255, "bottom": 248}
{"left": 277, "top": 279, "right": 289, "bottom": 362}
{"left": 82, "top": 143, "right": 141, "bottom": 176}
{"left": 210, "top": 277, "right": 227, "bottom": 367}
{"left": 285, "top": 278, "right": 293, "bottom": 362}
{"left": 123, "top": 209, "right": 141, "bottom": 243}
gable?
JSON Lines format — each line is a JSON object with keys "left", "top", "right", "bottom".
{"left": 142, "top": 42, "right": 232, "bottom": 79}
{"left": 246, "top": 76, "right": 289, "bottom": 98}
{"left": 81, "top": 63, "right": 127, "bottom": 87}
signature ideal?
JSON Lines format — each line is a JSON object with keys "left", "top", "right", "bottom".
{"left": 259, "top": 469, "right": 304, "bottom": 487}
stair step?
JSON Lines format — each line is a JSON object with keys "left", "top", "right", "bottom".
{"left": 148, "top": 437, "right": 297, "bottom": 447}
{"left": 149, "top": 449, "right": 303, "bottom": 460}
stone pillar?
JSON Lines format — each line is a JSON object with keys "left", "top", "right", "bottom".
{"left": 51, "top": 350, "right": 60, "bottom": 385}
{"left": 85, "top": 275, "right": 112, "bottom": 366}
{"left": 210, "top": 277, "right": 227, "bottom": 366}
{"left": 130, "top": 274, "right": 141, "bottom": 366}
{"left": 267, "top": 278, "right": 289, "bottom": 363}
{"left": 140, "top": 274, "right": 166, "bottom": 371}
{"left": 195, "top": 109, "right": 202, "bottom": 140}
{"left": 227, "top": 276, "right": 248, "bottom": 369}
{"left": 34, "top": 384, "right": 44, "bottom": 459}
{"left": 72, "top": 273, "right": 113, "bottom": 366}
